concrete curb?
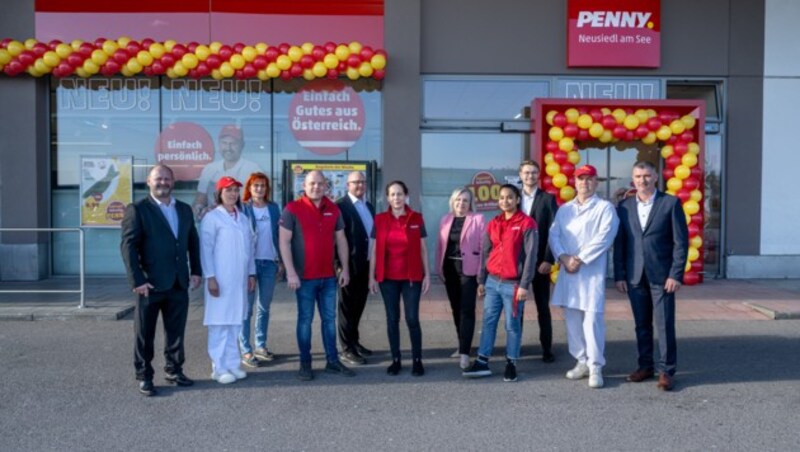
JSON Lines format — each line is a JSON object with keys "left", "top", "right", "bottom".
{"left": 0, "top": 305, "right": 134, "bottom": 321}
{"left": 743, "top": 302, "right": 800, "bottom": 320}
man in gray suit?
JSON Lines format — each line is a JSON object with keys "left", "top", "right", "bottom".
{"left": 614, "top": 161, "right": 689, "bottom": 391}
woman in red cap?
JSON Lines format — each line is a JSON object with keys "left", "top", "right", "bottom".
{"left": 200, "top": 176, "right": 256, "bottom": 385}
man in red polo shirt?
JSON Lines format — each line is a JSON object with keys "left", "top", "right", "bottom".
{"left": 279, "top": 170, "right": 353, "bottom": 381}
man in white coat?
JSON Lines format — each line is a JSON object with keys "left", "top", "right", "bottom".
{"left": 549, "top": 165, "right": 619, "bottom": 388}
{"left": 201, "top": 176, "right": 256, "bottom": 384}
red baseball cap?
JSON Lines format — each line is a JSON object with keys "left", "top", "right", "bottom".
{"left": 574, "top": 165, "right": 598, "bottom": 178}
{"left": 219, "top": 125, "right": 243, "bottom": 142}
{"left": 216, "top": 176, "right": 242, "bottom": 191}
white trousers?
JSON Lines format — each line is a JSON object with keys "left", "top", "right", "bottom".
{"left": 564, "top": 307, "right": 606, "bottom": 369}
{"left": 208, "top": 325, "right": 241, "bottom": 374}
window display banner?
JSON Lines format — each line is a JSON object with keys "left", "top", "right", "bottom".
{"left": 287, "top": 161, "right": 370, "bottom": 203}
{"left": 467, "top": 171, "right": 504, "bottom": 212}
{"left": 289, "top": 79, "right": 365, "bottom": 156}
{"left": 79, "top": 156, "right": 133, "bottom": 227}
{"left": 567, "top": 0, "right": 660, "bottom": 68}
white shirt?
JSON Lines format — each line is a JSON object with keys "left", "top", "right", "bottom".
{"left": 151, "top": 195, "right": 178, "bottom": 238}
{"left": 636, "top": 190, "right": 657, "bottom": 231}
{"left": 521, "top": 187, "right": 538, "bottom": 216}
{"left": 348, "top": 192, "right": 374, "bottom": 237}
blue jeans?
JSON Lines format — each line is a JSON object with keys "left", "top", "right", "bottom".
{"left": 477, "top": 276, "right": 525, "bottom": 361}
{"left": 295, "top": 276, "right": 339, "bottom": 363}
{"left": 379, "top": 279, "right": 423, "bottom": 360}
{"left": 239, "top": 260, "right": 279, "bottom": 355}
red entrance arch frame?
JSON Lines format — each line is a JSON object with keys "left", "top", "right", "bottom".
{"left": 534, "top": 99, "right": 706, "bottom": 285}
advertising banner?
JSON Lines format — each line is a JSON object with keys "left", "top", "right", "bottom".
{"left": 79, "top": 156, "right": 133, "bottom": 227}
{"left": 467, "top": 171, "right": 504, "bottom": 212}
{"left": 285, "top": 160, "right": 374, "bottom": 204}
{"left": 154, "top": 122, "right": 215, "bottom": 181}
{"left": 567, "top": 0, "right": 661, "bottom": 68}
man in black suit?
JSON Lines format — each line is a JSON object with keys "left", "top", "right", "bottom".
{"left": 519, "top": 160, "right": 558, "bottom": 363}
{"left": 121, "top": 164, "right": 202, "bottom": 396}
{"left": 336, "top": 171, "right": 375, "bottom": 365}
{"left": 614, "top": 161, "right": 689, "bottom": 391}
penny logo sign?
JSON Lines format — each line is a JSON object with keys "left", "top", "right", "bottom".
{"left": 289, "top": 79, "right": 365, "bottom": 156}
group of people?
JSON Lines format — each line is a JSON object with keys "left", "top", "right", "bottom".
{"left": 120, "top": 157, "right": 688, "bottom": 396}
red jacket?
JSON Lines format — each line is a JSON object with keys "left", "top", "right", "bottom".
{"left": 373, "top": 207, "right": 426, "bottom": 282}
{"left": 480, "top": 210, "right": 538, "bottom": 286}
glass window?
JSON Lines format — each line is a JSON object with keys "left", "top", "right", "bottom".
{"left": 423, "top": 78, "right": 549, "bottom": 121}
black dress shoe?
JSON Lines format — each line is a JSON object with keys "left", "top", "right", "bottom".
{"left": 138, "top": 380, "right": 156, "bottom": 396}
{"left": 411, "top": 359, "right": 425, "bottom": 377}
{"left": 386, "top": 359, "right": 401, "bottom": 375}
{"left": 542, "top": 351, "right": 555, "bottom": 363}
{"left": 165, "top": 372, "right": 194, "bottom": 387}
{"left": 341, "top": 350, "right": 367, "bottom": 365}
{"left": 356, "top": 343, "right": 373, "bottom": 357}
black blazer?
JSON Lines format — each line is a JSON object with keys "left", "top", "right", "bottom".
{"left": 120, "top": 196, "right": 202, "bottom": 292}
{"left": 613, "top": 192, "right": 689, "bottom": 285}
{"left": 527, "top": 189, "right": 558, "bottom": 265}
{"left": 336, "top": 195, "right": 374, "bottom": 276}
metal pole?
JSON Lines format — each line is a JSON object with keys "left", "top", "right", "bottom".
{"left": 78, "top": 228, "right": 85, "bottom": 309}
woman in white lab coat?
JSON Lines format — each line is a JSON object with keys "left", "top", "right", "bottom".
{"left": 201, "top": 176, "right": 256, "bottom": 384}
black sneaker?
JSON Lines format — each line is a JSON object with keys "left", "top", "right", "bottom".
{"left": 504, "top": 360, "right": 518, "bottom": 382}
{"left": 297, "top": 362, "right": 314, "bottom": 381}
{"left": 387, "top": 359, "right": 402, "bottom": 375}
{"left": 325, "top": 360, "right": 356, "bottom": 377}
{"left": 356, "top": 343, "right": 373, "bottom": 357}
{"left": 462, "top": 360, "right": 491, "bottom": 378}
{"left": 411, "top": 359, "right": 425, "bottom": 376}
{"left": 164, "top": 371, "right": 194, "bottom": 386}
{"left": 542, "top": 351, "right": 555, "bottom": 363}
{"left": 340, "top": 350, "right": 367, "bottom": 365}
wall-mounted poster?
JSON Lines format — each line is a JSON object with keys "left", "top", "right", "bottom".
{"left": 283, "top": 160, "right": 377, "bottom": 206}
{"left": 80, "top": 156, "right": 133, "bottom": 227}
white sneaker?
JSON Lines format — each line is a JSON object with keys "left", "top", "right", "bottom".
{"left": 211, "top": 371, "right": 236, "bottom": 384}
{"left": 459, "top": 354, "right": 470, "bottom": 370}
{"left": 565, "top": 362, "right": 590, "bottom": 380}
{"left": 450, "top": 349, "right": 460, "bottom": 358}
{"left": 229, "top": 367, "right": 247, "bottom": 380}
{"left": 589, "top": 368, "right": 604, "bottom": 388}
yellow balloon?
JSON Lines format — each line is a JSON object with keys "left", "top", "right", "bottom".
{"left": 674, "top": 165, "right": 691, "bottom": 180}
{"left": 346, "top": 67, "right": 360, "bottom": 80}
{"left": 117, "top": 36, "right": 131, "bottom": 47}
{"left": 670, "top": 119, "right": 686, "bottom": 135}
{"left": 166, "top": 68, "right": 177, "bottom": 78}
{"left": 552, "top": 173, "right": 567, "bottom": 188}
{"left": 83, "top": 60, "right": 99, "bottom": 75}
{"left": 612, "top": 108, "right": 626, "bottom": 123}
{"left": 565, "top": 108, "right": 580, "bottom": 124}
{"left": 599, "top": 130, "right": 613, "bottom": 143}
{"left": 634, "top": 109, "right": 649, "bottom": 123}
{"left": 560, "top": 185, "right": 576, "bottom": 202}
{"left": 660, "top": 145, "right": 674, "bottom": 159}
{"left": 288, "top": 46, "right": 303, "bottom": 62}
{"left": 690, "top": 235, "right": 704, "bottom": 249}
{"left": 172, "top": 61, "right": 188, "bottom": 77}
{"left": 34, "top": 59, "right": 51, "bottom": 73}
{"left": 685, "top": 260, "right": 692, "bottom": 272}
{"left": 0, "top": 49, "right": 11, "bottom": 65}
{"left": 24, "top": 38, "right": 38, "bottom": 49}
{"left": 667, "top": 177, "right": 683, "bottom": 192}
{"left": 589, "top": 122, "right": 604, "bottom": 138}
{"left": 335, "top": 44, "right": 351, "bottom": 61}
{"left": 544, "top": 152, "right": 555, "bottom": 164}
{"left": 102, "top": 40, "right": 119, "bottom": 55}
{"left": 666, "top": 190, "right": 676, "bottom": 196}
{"left": 601, "top": 107, "right": 612, "bottom": 116}
{"left": 257, "top": 69, "right": 270, "bottom": 80}
{"left": 642, "top": 132, "right": 657, "bottom": 145}
{"left": 255, "top": 43, "right": 268, "bottom": 54}
{"left": 545, "top": 162, "right": 561, "bottom": 177}
{"left": 301, "top": 42, "right": 314, "bottom": 54}
{"left": 685, "top": 212, "right": 692, "bottom": 225}
{"left": 276, "top": 55, "right": 292, "bottom": 70}
{"left": 126, "top": 59, "right": 143, "bottom": 73}
{"left": 550, "top": 270, "right": 558, "bottom": 284}
{"left": 219, "top": 62, "right": 234, "bottom": 78}
{"left": 266, "top": 63, "right": 280, "bottom": 78}
{"left": 229, "top": 54, "right": 245, "bottom": 69}
{"left": 681, "top": 153, "right": 698, "bottom": 167}
{"left": 209, "top": 42, "right": 222, "bottom": 54}
{"left": 302, "top": 69, "right": 315, "bottom": 80}
{"left": 567, "top": 151, "right": 581, "bottom": 165}
{"left": 182, "top": 53, "right": 199, "bottom": 69}
{"left": 687, "top": 246, "right": 700, "bottom": 262}
{"left": 148, "top": 43, "right": 165, "bottom": 59}
{"left": 6, "top": 41, "right": 25, "bottom": 57}
{"left": 656, "top": 125, "right": 672, "bottom": 141}
{"left": 27, "top": 66, "right": 43, "bottom": 77}
{"left": 546, "top": 110, "right": 558, "bottom": 126}
{"left": 136, "top": 50, "right": 154, "bottom": 66}
{"left": 577, "top": 114, "right": 593, "bottom": 129}
{"left": 358, "top": 62, "right": 374, "bottom": 77}
{"left": 55, "top": 43, "right": 73, "bottom": 58}
{"left": 211, "top": 69, "right": 223, "bottom": 80}
{"left": 91, "top": 49, "right": 108, "bottom": 65}
{"left": 688, "top": 142, "right": 701, "bottom": 155}
{"left": 242, "top": 46, "right": 257, "bottom": 62}
{"left": 623, "top": 114, "right": 640, "bottom": 130}
{"left": 348, "top": 41, "right": 363, "bottom": 54}
{"left": 559, "top": 137, "right": 574, "bottom": 152}
{"left": 74, "top": 67, "right": 89, "bottom": 78}
{"left": 71, "top": 39, "right": 83, "bottom": 51}
{"left": 324, "top": 53, "right": 339, "bottom": 69}
{"left": 195, "top": 45, "right": 211, "bottom": 61}
{"left": 681, "top": 114, "right": 697, "bottom": 130}
{"left": 646, "top": 109, "right": 658, "bottom": 118}
{"left": 312, "top": 62, "right": 327, "bottom": 78}
{"left": 120, "top": 66, "right": 134, "bottom": 77}
{"left": 548, "top": 127, "right": 564, "bottom": 141}
{"left": 690, "top": 189, "right": 703, "bottom": 203}
{"left": 164, "top": 40, "right": 177, "bottom": 51}
{"left": 683, "top": 200, "right": 700, "bottom": 216}
{"left": 370, "top": 54, "right": 386, "bottom": 70}
{"left": 42, "top": 51, "right": 61, "bottom": 67}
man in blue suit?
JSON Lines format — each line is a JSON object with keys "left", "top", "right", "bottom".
{"left": 614, "top": 161, "right": 689, "bottom": 391}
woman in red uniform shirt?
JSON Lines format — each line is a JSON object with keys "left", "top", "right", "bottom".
{"left": 369, "top": 181, "right": 431, "bottom": 376}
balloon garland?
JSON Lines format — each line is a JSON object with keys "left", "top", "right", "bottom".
{"left": 0, "top": 37, "right": 387, "bottom": 81}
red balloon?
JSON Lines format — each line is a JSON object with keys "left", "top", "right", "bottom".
{"left": 667, "top": 135, "right": 678, "bottom": 145}
{"left": 542, "top": 175, "right": 553, "bottom": 188}
{"left": 589, "top": 109, "right": 603, "bottom": 121}
{"left": 682, "top": 177, "right": 700, "bottom": 191}
{"left": 676, "top": 189, "right": 691, "bottom": 203}
{"left": 187, "top": 41, "right": 199, "bottom": 53}
{"left": 242, "top": 63, "right": 257, "bottom": 78}
{"left": 646, "top": 117, "right": 662, "bottom": 131}
{"left": 300, "top": 55, "right": 315, "bottom": 69}
{"left": 553, "top": 151, "right": 568, "bottom": 165}
{"left": 78, "top": 42, "right": 95, "bottom": 57}
{"left": 18, "top": 50, "right": 36, "bottom": 66}
{"left": 113, "top": 49, "right": 130, "bottom": 65}
{"left": 662, "top": 167, "right": 674, "bottom": 180}
{"left": 553, "top": 113, "right": 567, "bottom": 127}
{"left": 563, "top": 124, "right": 579, "bottom": 138}
{"left": 188, "top": 69, "right": 200, "bottom": 79}
{"left": 360, "top": 46, "right": 375, "bottom": 61}
{"left": 326, "top": 68, "right": 339, "bottom": 79}
{"left": 205, "top": 54, "right": 222, "bottom": 69}
{"left": 233, "top": 42, "right": 245, "bottom": 53}
{"left": 690, "top": 167, "right": 703, "bottom": 179}
{"left": 680, "top": 131, "right": 695, "bottom": 142}
{"left": 688, "top": 223, "right": 701, "bottom": 237}
{"left": 280, "top": 70, "right": 292, "bottom": 80}
{"left": 545, "top": 141, "right": 559, "bottom": 153}
{"left": 373, "top": 69, "right": 385, "bottom": 80}
{"left": 172, "top": 44, "right": 188, "bottom": 58}
{"left": 556, "top": 198, "right": 566, "bottom": 207}
{"left": 659, "top": 110, "right": 679, "bottom": 123}
{"left": 683, "top": 271, "right": 701, "bottom": 286}
{"left": 32, "top": 43, "right": 48, "bottom": 57}
{"left": 278, "top": 43, "right": 291, "bottom": 54}
{"left": 101, "top": 61, "right": 120, "bottom": 76}
{"left": 140, "top": 38, "right": 155, "bottom": 48}
{"left": 310, "top": 46, "right": 325, "bottom": 61}
{"left": 690, "top": 260, "right": 704, "bottom": 272}
{"left": 613, "top": 125, "right": 627, "bottom": 139}
{"left": 126, "top": 42, "right": 141, "bottom": 55}
{"left": 666, "top": 154, "right": 682, "bottom": 168}
{"left": 218, "top": 45, "right": 233, "bottom": 60}
{"left": 66, "top": 53, "right": 84, "bottom": 67}
{"left": 324, "top": 41, "right": 337, "bottom": 53}
{"left": 577, "top": 129, "right": 590, "bottom": 141}
{"left": 253, "top": 55, "right": 268, "bottom": 70}
{"left": 160, "top": 54, "right": 175, "bottom": 67}
{"left": 673, "top": 141, "right": 688, "bottom": 156}
{"left": 265, "top": 46, "right": 279, "bottom": 62}
{"left": 0, "top": 38, "right": 12, "bottom": 48}
{"left": 635, "top": 125, "right": 649, "bottom": 138}
{"left": 601, "top": 115, "right": 617, "bottom": 129}
{"left": 48, "top": 39, "right": 63, "bottom": 50}
{"left": 234, "top": 69, "right": 247, "bottom": 80}
{"left": 143, "top": 66, "right": 154, "bottom": 77}
{"left": 337, "top": 61, "right": 347, "bottom": 72}
{"left": 546, "top": 186, "right": 560, "bottom": 197}
{"left": 625, "top": 131, "right": 635, "bottom": 141}
{"left": 561, "top": 162, "right": 575, "bottom": 176}
{"left": 691, "top": 212, "right": 704, "bottom": 226}
{"left": 346, "top": 54, "right": 361, "bottom": 68}
{"left": 150, "top": 61, "right": 165, "bottom": 74}
{"left": 93, "top": 38, "right": 107, "bottom": 47}
{"left": 568, "top": 176, "right": 576, "bottom": 186}
{"left": 4, "top": 61, "right": 23, "bottom": 76}
{"left": 195, "top": 62, "right": 210, "bottom": 77}
{"left": 289, "top": 63, "right": 303, "bottom": 77}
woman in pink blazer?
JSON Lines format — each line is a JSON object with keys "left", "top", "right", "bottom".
{"left": 436, "top": 187, "right": 486, "bottom": 369}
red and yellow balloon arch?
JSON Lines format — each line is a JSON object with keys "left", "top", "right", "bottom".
{"left": 0, "top": 37, "right": 387, "bottom": 81}
{"left": 535, "top": 99, "right": 706, "bottom": 286}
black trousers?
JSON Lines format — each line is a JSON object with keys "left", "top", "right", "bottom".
{"left": 134, "top": 282, "right": 189, "bottom": 381}
{"left": 529, "top": 270, "right": 553, "bottom": 354}
{"left": 628, "top": 272, "right": 677, "bottom": 376}
{"left": 338, "top": 268, "right": 370, "bottom": 353}
{"left": 379, "top": 279, "right": 422, "bottom": 360}
{"left": 442, "top": 258, "right": 478, "bottom": 355}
